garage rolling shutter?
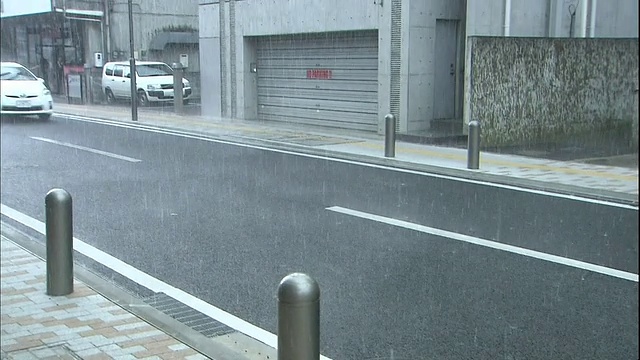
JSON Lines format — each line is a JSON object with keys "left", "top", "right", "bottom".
{"left": 256, "top": 31, "right": 379, "bottom": 132}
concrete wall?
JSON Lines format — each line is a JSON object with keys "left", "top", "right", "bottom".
{"left": 597, "top": 1, "right": 640, "bottom": 38}
{"left": 466, "top": 0, "right": 547, "bottom": 37}
{"left": 242, "top": 37, "right": 258, "bottom": 120}
{"left": 83, "top": 22, "right": 103, "bottom": 67}
{"left": 199, "top": 5, "right": 221, "bottom": 118}
{"left": 57, "top": 0, "right": 200, "bottom": 67}
{"left": 466, "top": 37, "right": 639, "bottom": 146}
{"left": 406, "top": 0, "right": 465, "bottom": 132}
{"left": 58, "top": 0, "right": 101, "bottom": 12}
{"left": 170, "top": 45, "right": 200, "bottom": 99}
{"left": 108, "top": 0, "right": 198, "bottom": 61}
{"left": 236, "top": 0, "right": 378, "bottom": 36}
{"left": 466, "top": 0, "right": 639, "bottom": 38}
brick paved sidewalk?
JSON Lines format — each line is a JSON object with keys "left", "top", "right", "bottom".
{"left": 1, "top": 236, "right": 209, "bottom": 360}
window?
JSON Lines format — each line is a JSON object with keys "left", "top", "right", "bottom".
{"left": 0, "top": 65, "right": 37, "bottom": 81}
{"left": 113, "top": 65, "right": 123, "bottom": 77}
{"left": 137, "top": 64, "right": 173, "bottom": 77}
{"left": 105, "top": 64, "right": 114, "bottom": 76}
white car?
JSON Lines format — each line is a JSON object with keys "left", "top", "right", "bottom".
{"left": 102, "top": 61, "right": 191, "bottom": 106}
{"left": 1, "top": 62, "right": 54, "bottom": 120}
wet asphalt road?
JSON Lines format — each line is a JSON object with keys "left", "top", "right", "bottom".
{"left": 1, "top": 115, "right": 638, "bottom": 360}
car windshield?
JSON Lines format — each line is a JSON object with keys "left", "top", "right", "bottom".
{"left": 0, "top": 65, "right": 37, "bottom": 81}
{"left": 136, "top": 64, "right": 173, "bottom": 77}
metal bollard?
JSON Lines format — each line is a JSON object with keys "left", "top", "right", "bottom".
{"left": 45, "top": 189, "right": 74, "bottom": 296}
{"left": 83, "top": 64, "right": 92, "bottom": 104}
{"left": 384, "top": 113, "right": 396, "bottom": 158}
{"left": 172, "top": 62, "right": 184, "bottom": 115}
{"left": 467, "top": 120, "right": 480, "bottom": 169}
{"left": 278, "top": 273, "right": 320, "bottom": 360}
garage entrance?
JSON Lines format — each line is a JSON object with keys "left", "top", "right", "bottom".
{"left": 256, "top": 31, "right": 379, "bottom": 131}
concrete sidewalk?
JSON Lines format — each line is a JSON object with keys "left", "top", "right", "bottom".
{"left": 51, "top": 102, "right": 639, "bottom": 205}
{"left": 0, "top": 224, "right": 275, "bottom": 360}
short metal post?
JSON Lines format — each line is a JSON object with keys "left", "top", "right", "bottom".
{"left": 45, "top": 189, "right": 73, "bottom": 296}
{"left": 173, "top": 62, "right": 184, "bottom": 115}
{"left": 467, "top": 120, "right": 480, "bottom": 169}
{"left": 278, "top": 273, "right": 320, "bottom": 360}
{"left": 83, "top": 64, "right": 92, "bottom": 104}
{"left": 384, "top": 113, "right": 396, "bottom": 158}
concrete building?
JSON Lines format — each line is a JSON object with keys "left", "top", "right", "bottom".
{"left": 466, "top": 0, "right": 638, "bottom": 38}
{"left": 1, "top": 0, "right": 199, "bottom": 96}
{"left": 199, "top": 0, "right": 638, "bottom": 135}
{"left": 107, "top": 0, "right": 200, "bottom": 94}
{"left": 199, "top": 0, "right": 466, "bottom": 133}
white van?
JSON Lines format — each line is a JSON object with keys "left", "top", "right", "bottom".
{"left": 102, "top": 61, "right": 191, "bottom": 106}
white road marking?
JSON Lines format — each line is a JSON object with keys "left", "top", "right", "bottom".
{"left": 56, "top": 113, "right": 638, "bottom": 211}
{"left": 30, "top": 136, "right": 141, "bottom": 163}
{"left": 327, "top": 206, "right": 639, "bottom": 283}
{"left": 0, "top": 204, "right": 333, "bottom": 359}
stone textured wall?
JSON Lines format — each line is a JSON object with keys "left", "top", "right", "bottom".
{"left": 467, "top": 37, "right": 639, "bottom": 146}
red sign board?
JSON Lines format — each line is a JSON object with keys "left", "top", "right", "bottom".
{"left": 63, "top": 65, "right": 84, "bottom": 76}
{"left": 307, "top": 69, "right": 332, "bottom": 80}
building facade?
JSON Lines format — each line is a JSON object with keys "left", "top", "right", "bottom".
{"left": 466, "top": 0, "right": 638, "bottom": 38}
{"left": 199, "top": 0, "right": 638, "bottom": 135}
{"left": 463, "top": 0, "right": 638, "bottom": 140}
{"left": 1, "top": 0, "right": 104, "bottom": 94}
{"left": 106, "top": 0, "right": 200, "bottom": 89}
{"left": 1, "top": 0, "right": 200, "bottom": 97}
{"left": 199, "top": 0, "right": 466, "bottom": 133}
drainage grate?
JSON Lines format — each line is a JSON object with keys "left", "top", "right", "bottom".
{"left": 143, "top": 293, "right": 236, "bottom": 338}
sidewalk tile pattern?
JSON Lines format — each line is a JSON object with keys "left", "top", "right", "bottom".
{"left": 1, "top": 237, "right": 210, "bottom": 359}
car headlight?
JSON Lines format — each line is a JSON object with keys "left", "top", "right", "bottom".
{"left": 147, "top": 84, "right": 159, "bottom": 90}
{"left": 43, "top": 88, "right": 51, "bottom": 96}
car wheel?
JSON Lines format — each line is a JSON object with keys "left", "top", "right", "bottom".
{"left": 105, "top": 89, "right": 116, "bottom": 104}
{"left": 137, "top": 90, "right": 149, "bottom": 107}
{"left": 38, "top": 113, "right": 51, "bottom": 121}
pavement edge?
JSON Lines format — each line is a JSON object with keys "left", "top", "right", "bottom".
{"left": 0, "top": 220, "right": 276, "bottom": 360}
{"left": 56, "top": 111, "right": 639, "bottom": 206}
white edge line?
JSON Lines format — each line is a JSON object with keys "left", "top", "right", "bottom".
{"left": 56, "top": 113, "right": 638, "bottom": 211}
{"left": 327, "top": 206, "right": 639, "bottom": 283}
{"left": 30, "top": 136, "right": 142, "bottom": 163}
{"left": 0, "top": 203, "right": 276, "bottom": 347}
{"left": 1, "top": 204, "right": 333, "bottom": 360}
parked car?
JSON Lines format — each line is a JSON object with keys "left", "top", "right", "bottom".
{"left": 101, "top": 61, "right": 191, "bottom": 106}
{"left": 0, "top": 62, "right": 54, "bottom": 120}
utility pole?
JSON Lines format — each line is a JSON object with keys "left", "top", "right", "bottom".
{"left": 128, "top": 0, "right": 138, "bottom": 121}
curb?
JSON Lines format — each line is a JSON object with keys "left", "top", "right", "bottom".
{"left": 53, "top": 111, "right": 639, "bottom": 207}
{"left": 0, "top": 220, "right": 276, "bottom": 360}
